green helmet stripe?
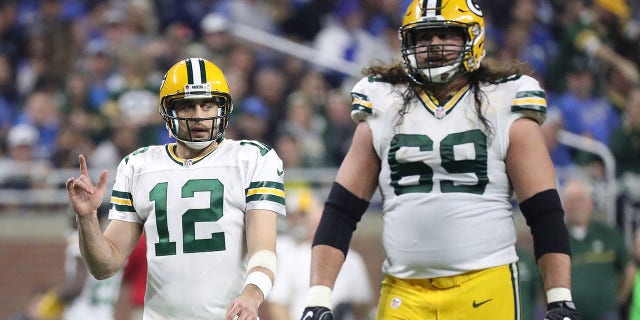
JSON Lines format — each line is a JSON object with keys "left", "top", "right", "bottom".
{"left": 186, "top": 58, "right": 194, "bottom": 84}
{"left": 198, "top": 59, "right": 207, "bottom": 83}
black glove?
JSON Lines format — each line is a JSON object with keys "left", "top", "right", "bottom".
{"left": 544, "top": 301, "right": 581, "bottom": 320}
{"left": 300, "top": 306, "right": 333, "bottom": 320}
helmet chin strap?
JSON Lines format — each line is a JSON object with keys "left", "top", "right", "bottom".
{"left": 166, "top": 123, "right": 216, "bottom": 151}
{"left": 420, "top": 63, "right": 461, "bottom": 83}
{"left": 407, "top": 54, "right": 462, "bottom": 83}
{"left": 177, "top": 138, "right": 214, "bottom": 150}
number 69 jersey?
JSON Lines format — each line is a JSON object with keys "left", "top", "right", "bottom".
{"left": 108, "top": 139, "right": 286, "bottom": 319}
{"left": 351, "top": 74, "right": 547, "bottom": 279}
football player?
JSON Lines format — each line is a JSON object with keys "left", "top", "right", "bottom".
{"left": 300, "top": 0, "right": 579, "bottom": 319}
{"left": 66, "top": 58, "right": 285, "bottom": 320}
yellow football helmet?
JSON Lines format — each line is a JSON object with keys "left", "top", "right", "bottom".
{"left": 159, "top": 58, "right": 233, "bottom": 149}
{"left": 400, "top": 0, "right": 486, "bottom": 83}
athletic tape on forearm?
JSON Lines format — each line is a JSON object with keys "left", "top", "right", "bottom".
{"left": 245, "top": 271, "right": 273, "bottom": 298}
{"left": 247, "top": 250, "right": 277, "bottom": 275}
{"left": 305, "top": 285, "right": 333, "bottom": 309}
{"left": 546, "top": 287, "right": 572, "bottom": 303}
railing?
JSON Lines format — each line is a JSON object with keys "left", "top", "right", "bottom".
{"left": 556, "top": 130, "right": 617, "bottom": 225}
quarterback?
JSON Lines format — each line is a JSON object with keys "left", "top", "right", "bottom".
{"left": 66, "top": 58, "right": 285, "bottom": 319}
{"left": 300, "top": 0, "right": 580, "bottom": 319}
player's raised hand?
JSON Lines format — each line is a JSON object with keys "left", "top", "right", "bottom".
{"left": 66, "top": 154, "right": 108, "bottom": 217}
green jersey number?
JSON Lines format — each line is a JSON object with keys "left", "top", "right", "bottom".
{"left": 389, "top": 129, "right": 488, "bottom": 195}
{"left": 150, "top": 179, "right": 225, "bottom": 256}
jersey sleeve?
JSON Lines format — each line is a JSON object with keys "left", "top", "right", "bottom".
{"left": 108, "top": 155, "right": 143, "bottom": 224}
{"left": 509, "top": 75, "right": 548, "bottom": 125}
{"left": 244, "top": 144, "right": 286, "bottom": 216}
{"left": 350, "top": 77, "right": 376, "bottom": 123}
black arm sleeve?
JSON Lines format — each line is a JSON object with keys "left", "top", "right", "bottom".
{"left": 519, "top": 189, "right": 572, "bottom": 261}
{"left": 312, "top": 182, "right": 369, "bottom": 256}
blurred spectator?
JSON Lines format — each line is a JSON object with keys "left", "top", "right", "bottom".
{"left": 7, "top": 286, "right": 48, "bottom": 320}
{"left": 313, "top": 0, "right": 393, "bottom": 85}
{"left": 0, "top": 0, "right": 25, "bottom": 68}
{"left": 60, "top": 71, "right": 108, "bottom": 144}
{"left": 323, "top": 89, "right": 355, "bottom": 166}
{"left": 555, "top": 58, "right": 620, "bottom": 168}
{"left": 611, "top": 87, "right": 640, "bottom": 229}
{"left": 629, "top": 230, "right": 640, "bottom": 320}
{"left": 233, "top": 97, "right": 271, "bottom": 144}
{"left": 100, "top": 48, "right": 164, "bottom": 146}
{"left": 35, "top": 204, "right": 123, "bottom": 320}
{"left": 280, "top": 92, "right": 327, "bottom": 167}
{"left": 89, "top": 122, "right": 141, "bottom": 171}
{"left": 197, "top": 12, "right": 233, "bottom": 69}
{"left": 610, "top": 87, "right": 640, "bottom": 178}
{"left": 214, "top": 0, "right": 278, "bottom": 34}
{"left": 121, "top": 233, "right": 147, "bottom": 320}
{"left": 226, "top": 44, "right": 258, "bottom": 78}
{"left": 492, "top": 0, "right": 558, "bottom": 83}
{"left": 0, "top": 51, "right": 19, "bottom": 109}
{"left": 15, "top": 90, "right": 61, "bottom": 161}
{"left": 0, "top": 52, "right": 17, "bottom": 143}
{"left": 16, "top": 27, "right": 48, "bottom": 97}
{"left": 539, "top": 106, "right": 585, "bottom": 185}
{"left": 295, "top": 69, "right": 329, "bottom": 111}
{"left": 0, "top": 123, "right": 49, "bottom": 190}
{"left": 224, "top": 66, "right": 250, "bottom": 106}
{"left": 247, "top": 66, "right": 289, "bottom": 143}
{"left": 33, "top": 0, "right": 75, "bottom": 85}
{"left": 78, "top": 39, "right": 118, "bottom": 112}
{"left": 548, "top": 0, "right": 638, "bottom": 93}
{"left": 274, "top": 132, "right": 303, "bottom": 169}
{"left": 278, "top": 0, "right": 334, "bottom": 43}
{"left": 517, "top": 246, "right": 544, "bottom": 320}
{"left": 563, "top": 178, "right": 635, "bottom": 320}
{"left": 266, "top": 187, "right": 373, "bottom": 320}
{"left": 50, "top": 125, "right": 93, "bottom": 170}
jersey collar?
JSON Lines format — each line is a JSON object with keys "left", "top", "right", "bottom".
{"left": 165, "top": 140, "right": 224, "bottom": 167}
{"left": 417, "top": 84, "right": 470, "bottom": 119}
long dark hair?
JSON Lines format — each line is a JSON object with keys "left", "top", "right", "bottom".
{"left": 362, "top": 58, "right": 535, "bottom": 136}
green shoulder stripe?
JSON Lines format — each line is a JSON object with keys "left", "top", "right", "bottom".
{"left": 511, "top": 90, "right": 547, "bottom": 125}
{"left": 110, "top": 189, "right": 134, "bottom": 212}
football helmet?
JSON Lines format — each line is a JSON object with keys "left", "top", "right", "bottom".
{"left": 159, "top": 58, "right": 233, "bottom": 150}
{"left": 399, "top": 0, "right": 486, "bottom": 84}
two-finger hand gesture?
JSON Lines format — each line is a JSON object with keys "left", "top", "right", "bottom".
{"left": 66, "top": 154, "right": 109, "bottom": 217}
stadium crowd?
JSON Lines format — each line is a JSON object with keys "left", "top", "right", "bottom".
{"left": 1, "top": 0, "right": 640, "bottom": 319}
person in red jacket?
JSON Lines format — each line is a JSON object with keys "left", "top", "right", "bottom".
{"left": 122, "top": 232, "right": 147, "bottom": 320}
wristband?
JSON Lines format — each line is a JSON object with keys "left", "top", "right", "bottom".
{"left": 305, "top": 285, "right": 333, "bottom": 309}
{"left": 245, "top": 271, "right": 273, "bottom": 298}
{"left": 546, "top": 287, "right": 572, "bottom": 303}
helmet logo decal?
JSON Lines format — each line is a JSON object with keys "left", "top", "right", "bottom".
{"left": 466, "top": 0, "right": 482, "bottom": 16}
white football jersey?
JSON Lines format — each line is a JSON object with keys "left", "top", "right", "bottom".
{"left": 268, "top": 241, "right": 373, "bottom": 319}
{"left": 62, "top": 232, "right": 123, "bottom": 320}
{"left": 108, "top": 139, "right": 286, "bottom": 319}
{"left": 351, "top": 74, "right": 547, "bottom": 278}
